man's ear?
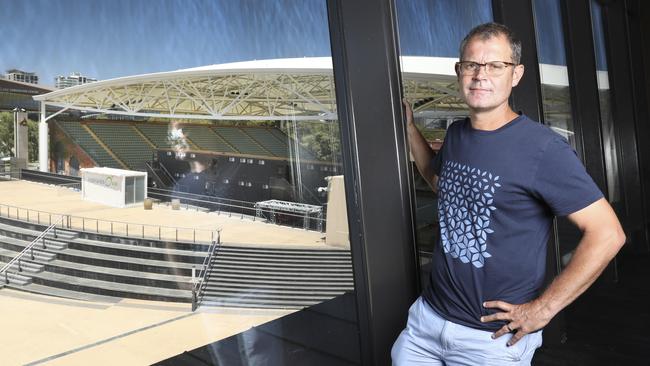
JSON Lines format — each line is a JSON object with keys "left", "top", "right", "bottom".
{"left": 511, "top": 64, "right": 525, "bottom": 87}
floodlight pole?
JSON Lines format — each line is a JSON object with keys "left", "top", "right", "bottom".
{"left": 39, "top": 101, "right": 48, "bottom": 172}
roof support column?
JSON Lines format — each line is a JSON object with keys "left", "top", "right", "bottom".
{"left": 39, "top": 101, "right": 49, "bottom": 172}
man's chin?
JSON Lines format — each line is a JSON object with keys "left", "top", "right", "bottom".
{"left": 465, "top": 102, "right": 494, "bottom": 111}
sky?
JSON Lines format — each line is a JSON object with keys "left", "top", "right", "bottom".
{"left": 1, "top": 0, "right": 585, "bottom": 87}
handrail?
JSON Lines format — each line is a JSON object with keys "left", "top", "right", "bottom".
{"left": 158, "top": 161, "right": 177, "bottom": 184}
{"left": 1, "top": 215, "right": 64, "bottom": 283}
{"left": 0, "top": 169, "right": 21, "bottom": 181}
{"left": 149, "top": 186, "right": 254, "bottom": 206}
{"left": 20, "top": 169, "right": 80, "bottom": 184}
{"left": 144, "top": 161, "right": 167, "bottom": 187}
{"left": 0, "top": 202, "right": 217, "bottom": 244}
{"left": 148, "top": 187, "right": 326, "bottom": 230}
{"left": 191, "top": 229, "right": 221, "bottom": 311}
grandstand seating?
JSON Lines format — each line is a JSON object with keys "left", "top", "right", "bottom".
{"left": 211, "top": 126, "right": 271, "bottom": 156}
{"left": 180, "top": 125, "right": 237, "bottom": 153}
{"left": 55, "top": 121, "right": 123, "bottom": 169}
{"left": 134, "top": 124, "right": 172, "bottom": 148}
{"left": 0, "top": 215, "right": 353, "bottom": 308}
{"left": 267, "top": 128, "right": 318, "bottom": 161}
{"left": 56, "top": 121, "right": 322, "bottom": 175}
{"left": 242, "top": 128, "right": 289, "bottom": 158}
{"left": 87, "top": 123, "right": 155, "bottom": 171}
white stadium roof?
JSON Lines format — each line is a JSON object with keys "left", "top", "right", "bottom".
{"left": 33, "top": 56, "right": 598, "bottom": 121}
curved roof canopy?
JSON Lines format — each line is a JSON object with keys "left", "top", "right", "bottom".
{"left": 33, "top": 56, "right": 579, "bottom": 121}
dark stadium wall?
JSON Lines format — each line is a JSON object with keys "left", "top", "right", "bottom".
{"left": 157, "top": 150, "right": 333, "bottom": 205}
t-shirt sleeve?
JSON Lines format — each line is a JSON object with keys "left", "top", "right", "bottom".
{"left": 531, "top": 137, "right": 604, "bottom": 216}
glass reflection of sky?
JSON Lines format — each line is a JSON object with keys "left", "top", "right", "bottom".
{"left": 4, "top": 0, "right": 493, "bottom": 87}
{"left": 1, "top": 0, "right": 608, "bottom": 84}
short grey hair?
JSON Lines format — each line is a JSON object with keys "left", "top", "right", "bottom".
{"left": 459, "top": 22, "right": 522, "bottom": 64}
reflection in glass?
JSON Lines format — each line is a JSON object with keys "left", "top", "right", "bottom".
{"left": 0, "top": 1, "right": 357, "bottom": 363}
{"left": 591, "top": 0, "right": 622, "bottom": 206}
{"left": 395, "top": 0, "right": 493, "bottom": 287}
{"left": 533, "top": 0, "right": 576, "bottom": 146}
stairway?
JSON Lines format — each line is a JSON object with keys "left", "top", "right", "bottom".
{"left": 0, "top": 216, "right": 352, "bottom": 309}
{"left": 198, "top": 246, "right": 353, "bottom": 309}
{"left": 0, "top": 227, "right": 71, "bottom": 286}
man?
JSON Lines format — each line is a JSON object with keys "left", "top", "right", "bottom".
{"left": 391, "top": 22, "right": 626, "bottom": 365}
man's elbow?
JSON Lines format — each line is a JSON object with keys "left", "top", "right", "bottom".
{"left": 614, "top": 226, "right": 627, "bottom": 250}
{"left": 602, "top": 224, "right": 627, "bottom": 254}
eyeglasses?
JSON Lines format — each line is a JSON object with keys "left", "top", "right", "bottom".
{"left": 455, "top": 61, "right": 517, "bottom": 76}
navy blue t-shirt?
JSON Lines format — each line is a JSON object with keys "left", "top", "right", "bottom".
{"left": 422, "top": 114, "right": 603, "bottom": 331}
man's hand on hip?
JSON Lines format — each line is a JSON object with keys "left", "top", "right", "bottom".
{"left": 480, "top": 300, "right": 553, "bottom": 346}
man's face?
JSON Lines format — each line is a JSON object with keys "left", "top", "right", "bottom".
{"left": 457, "top": 34, "right": 524, "bottom": 113}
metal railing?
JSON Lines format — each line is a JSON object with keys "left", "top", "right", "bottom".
{"left": 144, "top": 162, "right": 167, "bottom": 188}
{"left": 20, "top": 169, "right": 80, "bottom": 186}
{"left": 0, "top": 168, "right": 21, "bottom": 181}
{"left": 1, "top": 215, "right": 64, "bottom": 284}
{"left": 158, "top": 161, "right": 177, "bottom": 184}
{"left": 0, "top": 203, "right": 218, "bottom": 244}
{"left": 148, "top": 187, "right": 326, "bottom": 232}
{"left": 192, "top": 229, "right": 222, "bottom": 311}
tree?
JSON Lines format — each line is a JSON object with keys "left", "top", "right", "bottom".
{"left": 0, "top": 111, "right": 39, "bottom": 162}
{"left": 0, "top": 112, "right": 14, "bottom": 158}
{"left": 292, "top": 122, "right": 341, "bottom": 163}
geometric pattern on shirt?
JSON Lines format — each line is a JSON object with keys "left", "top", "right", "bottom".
{"left": 438, "top": 160, "right": 502, "bottom": 268}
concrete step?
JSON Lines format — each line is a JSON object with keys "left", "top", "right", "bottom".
{"left": 201, "top": 290, "right": 347, "bottom": 303}
{"left": 0, "top": 258, "right": 44, "bottom": 274}
{"left": 204, "top": 285, "right": 353, "bottom": 297}
{"left": 0, "top": 238, "right": 58, "bottom": 262}
{"left": 41, "top": 239, "right": 68, "bottom": 251}
{"left": 0, "top": 221, "right": 206, "bottom": 263}
{"left": 45, "top": 229, "right": 79, "bottom": 241}
{"left": 211, "top": 256, "right": 352, "bottom": 266}
{"left": 33, "top": 249, "right": 56, "bottom": 261}
{"left": 1, "top": 271, "right": 32, "bottom": 286}
{"left": 67, "top": 237, "right": 205, "bottom": 264}
{"left": 6, "top": 283, "right": 123, "bottom": 303}
{"left": 27, "top": 270, "right": 192, "bottom": 302}
{"left": 57, "top": 248, "right": 198, "bottom": 276}
{"left": 198, "top": 296, "right": 327, "bottom": 309}
{"left": 208, "top": 265, "right": 353, "bottom": 276}
{"left": 43, "top": 258, "right": 193, "bottom": 290}
{"left": 208, "top": 274, "right": 354, "bottom": 287}
{"left": 209, "top": 262, "right": 353, "bottom": 272}
{"left": 218, "top": 245, "right": 351, "bottom": 258}
{"left": 0, "top": 218, "right": 205, "bottom": 252}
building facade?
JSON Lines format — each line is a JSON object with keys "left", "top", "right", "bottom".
{"left": 5, "top": 69, "right": 39, "bottom": 84}
{"left": 54, "top": 72, "right": 97, "bottom": 89}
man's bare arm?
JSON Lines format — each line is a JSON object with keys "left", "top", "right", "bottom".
{"left": 481, "top": 198, "right": 626, "bottom": 345}
{"left": 403, "top": 99, "right": 438, "bottom": 192}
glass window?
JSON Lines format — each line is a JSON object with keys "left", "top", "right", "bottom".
{"left": 0, "top": 1, "right": 356, "bottom": 364}
{"left": 591, "top": 0, "right": 624, "bottom": 208}
{"left": 395, "top": 0, "right": 493, "bottom": 287}
{"left": 533, "top": 0, "right": 577, "bottom": 147}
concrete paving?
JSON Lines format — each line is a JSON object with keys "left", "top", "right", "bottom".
{"left": 0, "top": 288, "right": 292, "bottom": 366}
{"left": 0, "top": 180, "right": 342, "bottom": 364}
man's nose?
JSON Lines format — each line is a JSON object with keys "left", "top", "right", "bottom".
{"left": 472, "top": 64, "right": 488, "bottom": 79}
